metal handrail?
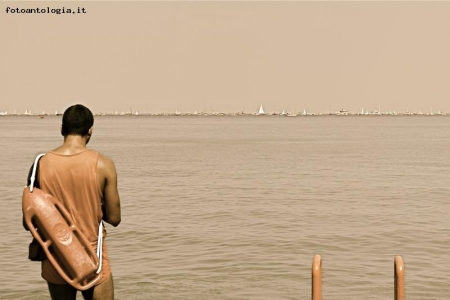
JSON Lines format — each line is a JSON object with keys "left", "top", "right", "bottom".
{"left": 312, "top": 254, "right": 322, "bottom": 300}
{"left": 310, "top": 254, "right": 404, "bottom": 300}
{"left": 394, "top": 256, "right": 405, "bottom": 300}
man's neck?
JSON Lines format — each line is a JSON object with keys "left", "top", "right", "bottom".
{"left": 53, "top": 135, "right": 89, "bottom": 155}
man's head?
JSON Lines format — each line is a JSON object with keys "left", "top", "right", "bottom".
{"left": 61, "top": 104, "right": 94, "bottom": 137}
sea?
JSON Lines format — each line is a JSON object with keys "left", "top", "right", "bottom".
{"left": 1, "top": 115, "right": 449, "bottom": 300}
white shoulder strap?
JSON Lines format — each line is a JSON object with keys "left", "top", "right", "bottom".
{"left": 29, "top": 153, "right": 46, "bottom": 192}
{"left": 96, "top": 221, "right": 103, "bottom": 274}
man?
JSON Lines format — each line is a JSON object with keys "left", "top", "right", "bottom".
{"left": 24, "top": 104, "right": 121, "bottom": 300}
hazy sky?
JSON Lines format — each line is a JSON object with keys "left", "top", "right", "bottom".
{"left": 1, "top": 1, "right": 450, "bottom": 114}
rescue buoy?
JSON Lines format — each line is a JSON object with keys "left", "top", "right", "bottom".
{"left": 22, "top": 154, "right": 101, "bottom": 291}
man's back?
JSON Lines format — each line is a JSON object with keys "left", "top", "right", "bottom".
{"left": 49, "top": 140, "right": 121, "bottom": 228}
{"left": 39, "top": 149, "right": 103, "bottom": 242}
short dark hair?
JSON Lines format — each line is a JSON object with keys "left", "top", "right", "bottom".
{"left": 61, "top": 104, "right": 94, "bottom": 136}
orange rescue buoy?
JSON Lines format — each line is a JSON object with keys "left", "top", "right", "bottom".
{"left": 22, "top": 154, "right": 101, "bottom": 290}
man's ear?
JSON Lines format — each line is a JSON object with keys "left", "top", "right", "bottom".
{"left": 88, "top": 127, "right": 93, "bottom": 137}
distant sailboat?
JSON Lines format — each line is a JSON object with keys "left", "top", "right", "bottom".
{"left": 258, "top": 104, "right": 265, "bottom": 115}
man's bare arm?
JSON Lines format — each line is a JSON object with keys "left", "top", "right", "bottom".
{"left": 98, "top": 155, "right": 121, "bottom": 227}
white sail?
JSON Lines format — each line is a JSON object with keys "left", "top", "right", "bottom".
{"left": 258, "top": 104, "right": 265, "bottom": 115}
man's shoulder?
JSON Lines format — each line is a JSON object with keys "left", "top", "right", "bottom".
{"left": 97, "top": 152, "right": 117, "bottom": 173}
{"left": 97, "top": 152, "right": 114, "bottom": 164}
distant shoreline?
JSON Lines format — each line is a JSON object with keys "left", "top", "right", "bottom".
{"left": 1, "top": 112, "right": 449, "bottom": 117}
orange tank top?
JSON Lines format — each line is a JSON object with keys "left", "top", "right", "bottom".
{"left": 38, "top": 149, "right": 103, "bottom": 243}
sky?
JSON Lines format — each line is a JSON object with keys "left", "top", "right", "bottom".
{"left": 1, "top": 1, "right": 450, "bottom": 114}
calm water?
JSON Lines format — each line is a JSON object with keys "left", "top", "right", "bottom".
{"left": 1, "top": 115, "right": 449, "bottom": 299}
